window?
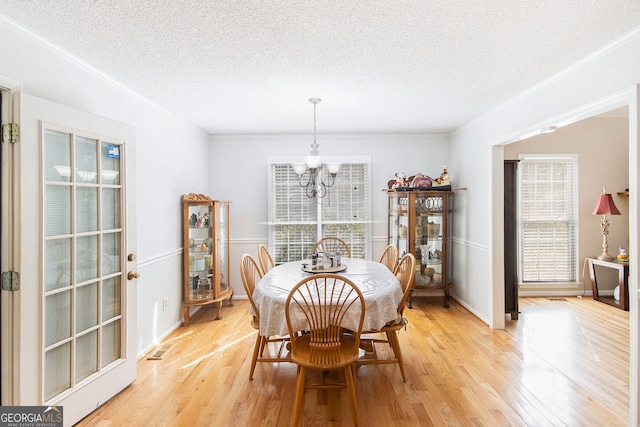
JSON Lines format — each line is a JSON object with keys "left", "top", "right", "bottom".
{"left": 518, "top": 154, "right": 577, "bottom": 283}
{"left": 268, "top": 158, "right": 370, "bottom": 263}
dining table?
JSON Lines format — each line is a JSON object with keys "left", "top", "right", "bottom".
{"left": 252, "top": 258, "right": 403, "bottom": 337}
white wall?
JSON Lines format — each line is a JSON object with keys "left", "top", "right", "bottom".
{"left": 450, "top": 28, "right": 640, "bottom": 327}
{"left": 0, "top": 13, "right": 453, "bottom": 356}
{"left": 449, "top": 27, "right": 640, "bottom": 425}
{"left": 0, "top": 14, "right": 211, "bottom": 357}
{"left": 209, "top": 133, "right": 450, "bottom": 295}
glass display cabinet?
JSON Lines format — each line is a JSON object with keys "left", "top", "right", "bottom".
{"left": 181, "top": 193, "right": 233, "bottom": 325}
{"left": 387, "top": 190, "right": 453, "bottom": 307}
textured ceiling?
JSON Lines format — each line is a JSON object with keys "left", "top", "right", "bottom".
{"left": 1, "top": 1, "right": 640, "bottom": 135}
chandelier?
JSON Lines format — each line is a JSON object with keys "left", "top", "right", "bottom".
{"left": 292, "top": 98, "right": 341, "bottom": 198}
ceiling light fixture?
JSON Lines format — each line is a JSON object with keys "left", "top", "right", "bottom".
{"left": 292, "top": 98, "right": 341, "bottom": 198}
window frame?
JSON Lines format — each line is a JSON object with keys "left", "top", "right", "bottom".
{"left": 517, "top": 153, "right": 579, "bottom": 285}
{"left": 267, "top": 155, "right": 371, "bottom": 263}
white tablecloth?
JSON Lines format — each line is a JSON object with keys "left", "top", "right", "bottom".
{"left": 253, "top": 258, "right": 402, "bottom": 336}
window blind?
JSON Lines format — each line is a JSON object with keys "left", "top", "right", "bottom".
{"left": 270, "top": 164, "right": 316, "bottom": 262}
{"left": 269, "top": 161, "right": 370, "bottom": 263}
{"left": 321, "top": 163, "right": 369, "bottom": 259}
{"left": 518, "top": 155, "right": 577, "bottom": 282}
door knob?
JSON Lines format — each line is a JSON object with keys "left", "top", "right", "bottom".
{"left": 128, "top": 253, "right": 137, "bottom": 261}
{"left": 127, "top": 271, "right": 140, "bottom": 280}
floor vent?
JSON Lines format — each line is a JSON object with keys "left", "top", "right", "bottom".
{"left": 147, "top": 343, "right": 177, "bottom": 360}
{"left": 548, "top": 298, "right": 567, "bottom": 301}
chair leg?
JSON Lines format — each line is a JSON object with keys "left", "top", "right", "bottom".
{"left": 388, "top": 331, "right": 406, "bottom": 382}
{"left": 249, "top": 334, "right": 263, "bottom": 380}
{"left": 259, "top": 335, "right": 268, "bottom": 357}
{"left": 345, "top": 364, "right": 359, "bottom": 427}
{"left": 291, "top": 366, "right": 307, "bottom": 427}
{"left": 385, "top": 330, "right": 393, "bottom": 347}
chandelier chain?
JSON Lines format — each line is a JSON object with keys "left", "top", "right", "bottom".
{"left": 292, "top": 97, "right": 339, "bottom": 198}
{"left": 310, "top": 98, "right": 320, "bottom": 156}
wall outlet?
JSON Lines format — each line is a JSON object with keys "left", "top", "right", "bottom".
{"left": 162, "top": 298, "right": 168, "bottom": 311}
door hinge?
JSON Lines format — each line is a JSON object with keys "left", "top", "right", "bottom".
{"left": 2, "top": 123, "right": 19, "bottom": 144}
{"left": 1, "top": 271, "right": 19, "bottom": 291}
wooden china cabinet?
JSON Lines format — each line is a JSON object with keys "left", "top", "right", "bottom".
{"left": 181, "top": 193, "right": 233, "bottom": 325}
{"left": 387, "top": 190, "right": 454, "bottom": 307}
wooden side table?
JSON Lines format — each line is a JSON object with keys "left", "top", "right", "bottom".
{"left": 587, "top": 258, "right": 629, "bottom": 311}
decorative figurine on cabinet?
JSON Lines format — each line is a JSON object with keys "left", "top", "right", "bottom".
{"left": 434, "top": 166, "right": 451, "bottom": 187}
{"left": 427, "top": 166, "right": 451, "bottom": 191}
{"left": 411, "top": 173, "right": 433, "bottom": 189}
{"left": 392, "top": 172, "right": 409, "bottom": 189}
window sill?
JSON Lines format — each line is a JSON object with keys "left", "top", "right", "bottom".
{"left": 519, "top": 282, "right": 581, "bottom": 289}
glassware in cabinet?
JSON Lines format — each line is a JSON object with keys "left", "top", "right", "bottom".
{"left": 388, "top": 193, "right": 410, "bottom": 262}
{"left": 387, "top": 190, "right": 453, "bottom": 308}
{"left": 182, "top": 194, "right": 233, "bottom": 325}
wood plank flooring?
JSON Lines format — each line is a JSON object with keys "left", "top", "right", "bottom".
{"left": 76, "top": 296, "right": 629, "bottom": 426}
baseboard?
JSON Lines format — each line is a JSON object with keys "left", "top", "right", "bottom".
{"left": 518, "top": 289, "right": 600, "bottom": 297}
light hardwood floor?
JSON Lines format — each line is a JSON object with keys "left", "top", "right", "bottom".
{"left": 77, "top": 296, "right": 629, "bottom": 426}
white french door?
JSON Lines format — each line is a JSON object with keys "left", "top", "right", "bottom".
{"left": 4, "top": 92, "right": 137, "bottom": 426}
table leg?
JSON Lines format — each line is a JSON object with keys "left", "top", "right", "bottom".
{"left": 588, "top": 259, "right": 600, "bottom": 302}
{"left": 618, "top": 266, "right": 629, "bottom": 310}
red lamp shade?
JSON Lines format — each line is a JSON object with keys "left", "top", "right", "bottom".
{"left": 592, "top": 193, "right": 621, "bottom": 216}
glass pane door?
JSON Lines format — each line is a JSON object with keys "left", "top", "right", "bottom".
{"left": 388, "top": 194, "right": 409, "bottom": 259}
{"left": 217, "top": 202, "right": 230, "bottom": 295}
{"left": 186, "top": 203, "right": 214, "bottom": 301}
{"left": 43, "top": 129, "right": 124, "bottom": 401}
{"left": 416, "top": 195, "right": 444, "bottom": 286}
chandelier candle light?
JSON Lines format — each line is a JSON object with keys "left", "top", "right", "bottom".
{"left": 591, "top": 186, "right": 621, "bottom": 261}
{"left": 292, "top": 98, "right": 341, "bottom": 198}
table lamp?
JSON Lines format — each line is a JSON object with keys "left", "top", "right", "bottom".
{"left": 592, "top": 186, "right": 621, "bottom": 261}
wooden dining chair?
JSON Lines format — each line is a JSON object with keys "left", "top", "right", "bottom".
{"left": 240, "top": 254, "right": 290, "bottom": 380}
{"left": 311, "top": 237, "right": 351, "bottom": 258}
{"left": 378, "top": 244, "right": 398, "bottom": 272}
{"left": 357, "top": 252, "right": 415, "bottom": 382}
{"left": 257, "top": 244, "right": 275, "bottom": 275}
{"left": 285, "top": 274, "right": 365, "bottom": 427}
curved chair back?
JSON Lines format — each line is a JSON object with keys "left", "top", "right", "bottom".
{"left": 285, "top": 274, "right": 364, "bottom": 360}
{"left": 240, "top": 254, "right": 263, "bottom": 319}
{"left": 393, "top": 253, "right": 416, "bottom": 316}
{"left": 379, "top": 244, "right": 398, "bottom": 271}
{"left": 257, "top": 244, "right": 275, "bottom": 275}
{"left": 311, "top": 237, "right": 352, "bottom": 258}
